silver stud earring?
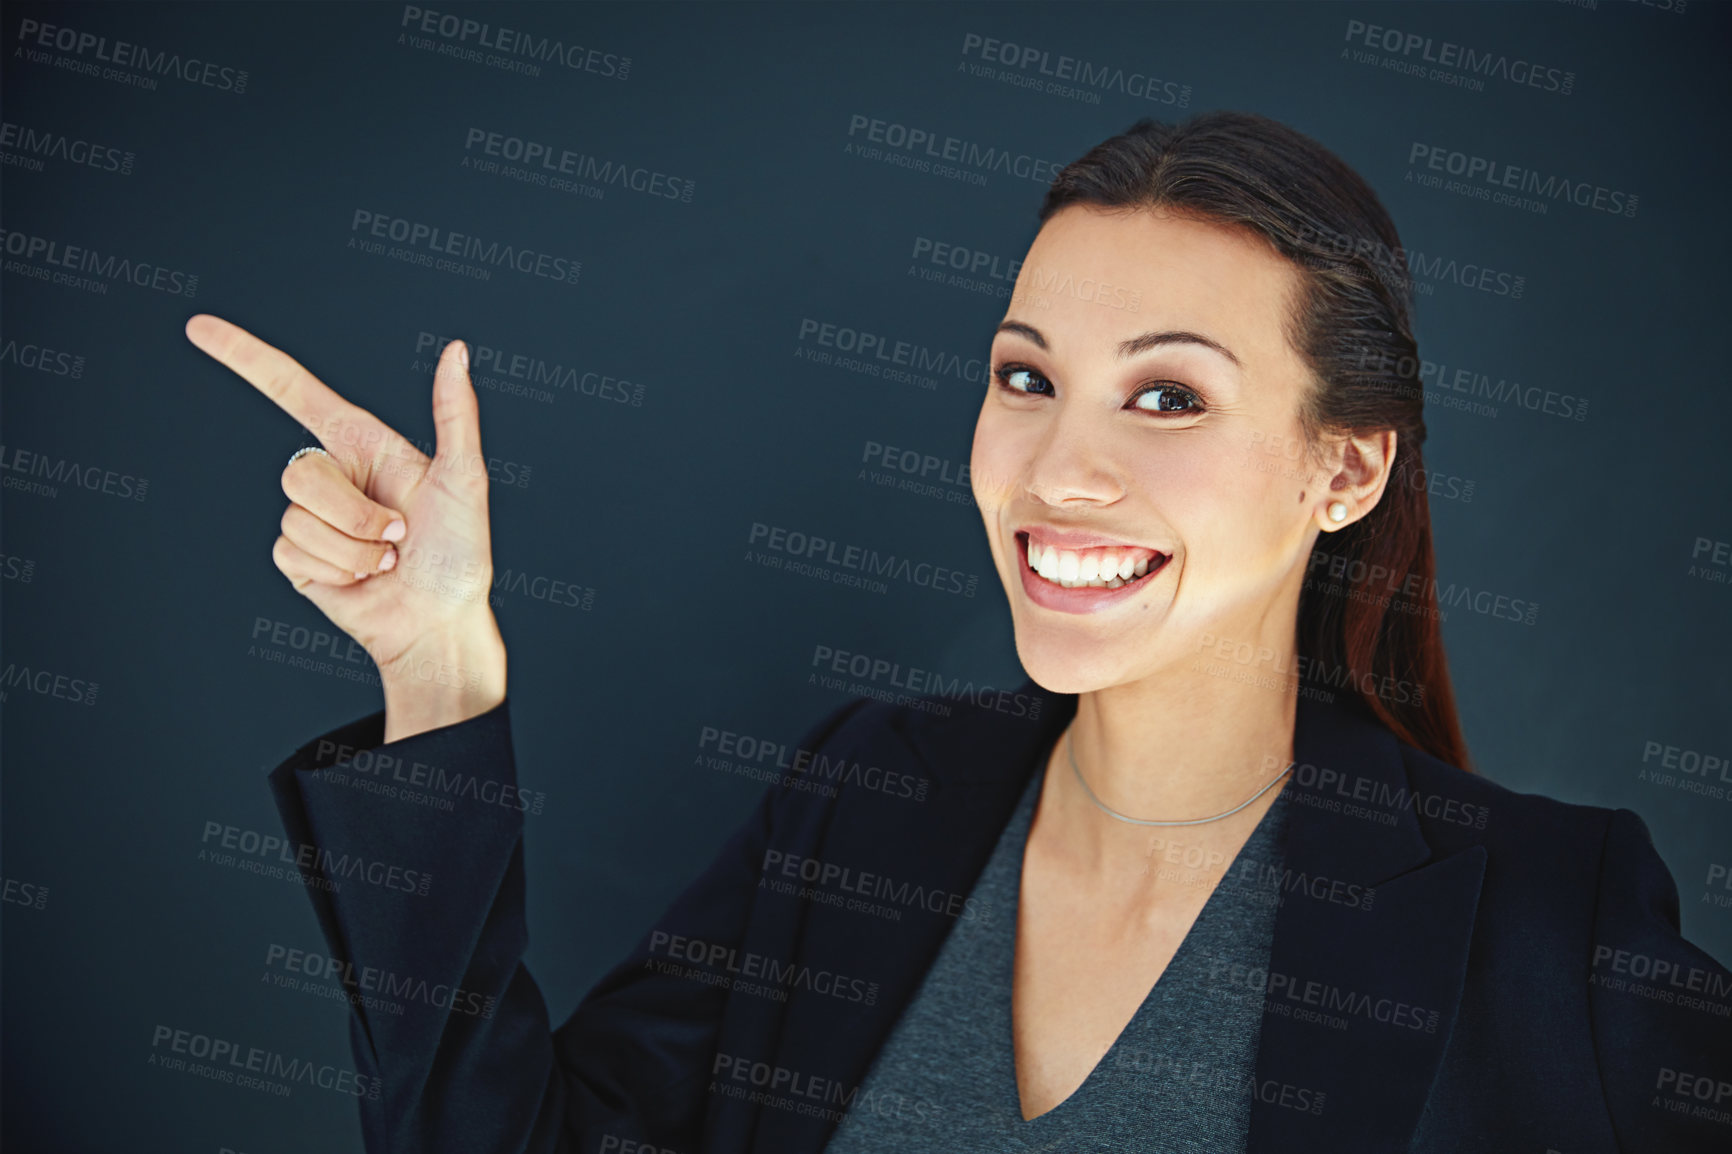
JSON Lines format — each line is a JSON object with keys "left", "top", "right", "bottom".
{"left": 1327, "top": 501, "right": 1348, "bottom": 523}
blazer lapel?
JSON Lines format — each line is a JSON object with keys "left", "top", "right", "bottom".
{"left": 1245, "top": 694, "right": 1487, "bottom": 1151}
{"left": 746, "top": 688, "right": 1069, "bottom": 1153}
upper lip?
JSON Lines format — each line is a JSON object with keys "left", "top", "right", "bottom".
{"left": 1015, "top": 524, "right": 1167, "bottom": 553}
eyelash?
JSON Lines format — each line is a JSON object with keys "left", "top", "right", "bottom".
{"left": 990, "top": 363, "right": 1207, "bottom": 416}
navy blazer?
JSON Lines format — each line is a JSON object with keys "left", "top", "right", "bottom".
{"left": 267, "top": 681, "right": 1732, "bottom": 1153}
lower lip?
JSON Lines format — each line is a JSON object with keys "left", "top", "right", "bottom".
{"left": 1015, "top": 535, "right": 1169, "bottom": 615}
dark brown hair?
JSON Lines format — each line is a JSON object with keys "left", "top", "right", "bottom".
{"left": 1039, "top": 111, "right": 1472, "bottom": 771}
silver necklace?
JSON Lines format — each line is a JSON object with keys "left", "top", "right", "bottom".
{"left": 1065, "top": 729, "right": 1294, "bottom": 827}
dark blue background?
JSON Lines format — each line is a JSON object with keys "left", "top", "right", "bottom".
{"left": 3, "top": 1, "right": 1728, "bottom": 1149}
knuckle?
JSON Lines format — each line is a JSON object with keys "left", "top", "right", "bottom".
{"left": 272, "top": 533, "right": 324, "bottom": 592}
{"left": 281, "top": 457, "right": 313, "bottom": 500}
{"left": 265, "top": 369, "right": 293, "bottom": 403}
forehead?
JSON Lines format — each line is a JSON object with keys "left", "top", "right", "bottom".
{"left": 1008, "top": 205, "right": 1303, "bottom": 365}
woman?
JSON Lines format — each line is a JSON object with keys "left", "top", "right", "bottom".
{"left": 187, "top": 112, "right": 1729, "bottom": 1152}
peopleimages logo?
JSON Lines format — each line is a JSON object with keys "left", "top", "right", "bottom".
{"left": 647, "top": 931, "right": 880, "bottom": 1005}
{"left": 461, "top": 128, "right": 694, "bottom": 202}
{"left": 1279, "top": 757, "right": 1490, "bottom": 830}
{"left": 0, "top": 442, "right": 148, "bottom": 501}
{"left": 796, "top": 317, "right": 990, "bottom": 387}
{"left": 149, "top": 1024, "right": 380, "bottom": 1098}
{"left": 14, "top": 17, "right": 250, "bottom": 92}
{"left": 808, "top": 643, "right": 1045, "bottom": 721}
{"left": 1292, "top": 218, "right": 1525, "bottom": 301}
{"left": 0, "top": 227, "right": 197, "bottom": 296}
{"left": 959, "top": 32, "right": 1192, "bottom": 107}
{"left": 199, "top": 821, "right": 433, "bottom": 896}
{"left": 747, "top": 522, "right": 979, "bottom": 598}
{"left": 0, "top": 121, "right": 134, "bottom": 174}
{"left": 1342, "top": 19, "right": 1574, "bottom": 95}
{"left": 0, "top": 661, "right": 99, "bottom": 706}
{"left": 349, "top": 211, "right": 580, "bottom": 285}
{"left": 1407, "top": 143, "right": 1638, "bottom": 218}
{"left": 398, "top": 5, "right": 630, "bottom": 78}
{"left": 761, "top": 850, "right": 988, "bottom": 922}
{"left": 0, "top": 337, "right": 85, "bottom": 378}
{"left": 698, "top": 723, "right": 932, "bottom": 802}
{"left": 845, "top": 114, "right": 1062, "bottom": 184}
{"left": 263, "top": 943, "right": 496, "bottom": 1018}
{"left": 1206, "top": 956, "right": 1443, "bottom": 1033}
{"left": 1351, "top": 347, "right": 1590, "bottom": 423}
{"left": 414, "top": 331, "right": 645, "bottom": 407}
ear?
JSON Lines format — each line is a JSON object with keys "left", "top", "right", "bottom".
{"left": 1314, "top": 428, "right": 1397, "bottom": 531}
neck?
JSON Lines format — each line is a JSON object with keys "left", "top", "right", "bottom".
{"left": 1039, "top": 644, "right": 1302, "bottom": 869}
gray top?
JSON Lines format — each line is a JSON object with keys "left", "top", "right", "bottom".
{"left": 823, "top": 763, "right": 1291, "bottom": 1153}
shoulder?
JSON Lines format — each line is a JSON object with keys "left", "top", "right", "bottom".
{"left": 787, "top": 682, "right": 1063, "bottom": 785}
{"left": 1395, "top": 741, "right": 1730, "bottom": 1147}
{"left": 751, "top": 692, "right": 969, "bottom": 826}
{"left": 745, "top": 687, "right": 1063, "bottom": 857}
{"left": 1390, "top": 737, "right": 1700, "bottom": 950}
{"left": 784, "top": 692, "right": 934, "bottom": 773}
{"left": 1394, "top": 738, "right": 1621, "bottom": 865}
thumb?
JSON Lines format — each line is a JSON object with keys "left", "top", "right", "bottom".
{"left": 429, "top": 339, "right": 485, "bottom": 478}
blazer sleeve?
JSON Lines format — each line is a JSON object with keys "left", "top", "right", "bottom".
{"left": 266, "top": 693, "right": 870, "bottom": 1154}
{"left": 1587, "top": 806, "right": 1732, "bottom": 1153}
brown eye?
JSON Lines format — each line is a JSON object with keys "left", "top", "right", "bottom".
{"left": 1131, "top": 383, "right": 1203, "bottom": 414}
{"left": 993, "top": 365, "right": 1052, "bottom": 396}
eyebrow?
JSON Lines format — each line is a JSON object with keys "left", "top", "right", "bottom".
{"left": 994, "top": 320, "right": 1242, "bottom": 369}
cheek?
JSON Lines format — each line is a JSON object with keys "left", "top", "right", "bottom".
{"left": 1134, "top": 439, "right": 1294, "bottom": 557}
{"left": 969, "top": 408, "right": 1027, "bottom": 507}
{"left": 1126, "top": 437, "right": 1240, "bottom": 506}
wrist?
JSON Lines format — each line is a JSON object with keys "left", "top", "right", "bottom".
{"left": 379, "top": 625, "right": 508, "bottom": 743}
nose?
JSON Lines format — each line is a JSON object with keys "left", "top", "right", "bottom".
{"left": 1020, "top": 406, "right": 1126, "bottom": 508}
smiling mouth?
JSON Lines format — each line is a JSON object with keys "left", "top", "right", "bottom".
{"left": 1017, "top": 532, "right": 1170, "bottom": 590}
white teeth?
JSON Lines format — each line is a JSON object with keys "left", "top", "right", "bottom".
{"left": 1022, "top": 537, "right": 1164, "bottom": 589}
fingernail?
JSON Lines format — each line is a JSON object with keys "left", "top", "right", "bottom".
{"left": 378, "top": 547, "right": 397, "bottom": 572}
{"left": 354, "top": 570, "right": 369, "bottom": 580}
{"left": 455, "top": 340, "right": 468, "bottom": 371}
{"left": 382, "top": 519, "right": 405, "bottom": 542}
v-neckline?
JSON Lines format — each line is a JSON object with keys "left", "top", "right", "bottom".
{"left": 1006, "top": 767, "right": 1290, "bottom": 1126}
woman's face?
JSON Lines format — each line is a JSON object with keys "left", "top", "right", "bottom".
{"left": 971, "top": 204, "right": 1357, "bottom": 694}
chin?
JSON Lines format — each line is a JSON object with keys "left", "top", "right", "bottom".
{"left": 990, "top": 563, "right": 1178, "bottom": 695}
{"left": 1009, "top": 626, "right": 1141, "bottom": 696}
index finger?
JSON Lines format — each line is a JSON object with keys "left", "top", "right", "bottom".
{"left": 184, "top": 313, "right": 367, "bottom": 448}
